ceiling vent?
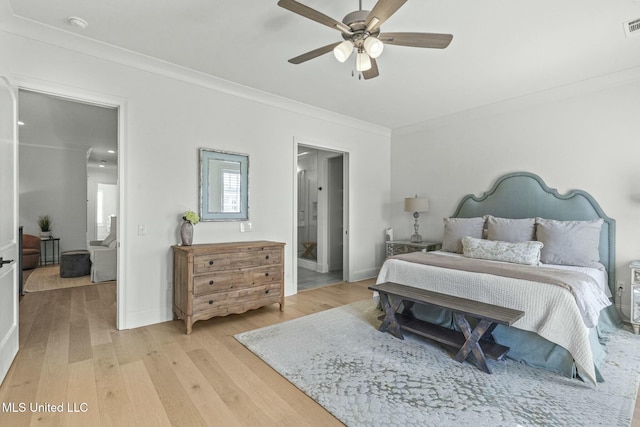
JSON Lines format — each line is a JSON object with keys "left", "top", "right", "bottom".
{"left": 624, "top": 18, "right": 640, "bottom": 38}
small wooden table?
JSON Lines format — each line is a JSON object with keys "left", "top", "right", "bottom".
{"left": 369, "top": 282, "right": 525, "bottom": 374}
{"left": 301, "top": 241, "right": 317, "bottom": 259}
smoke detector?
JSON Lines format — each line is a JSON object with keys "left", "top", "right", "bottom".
{"left": 623, "top": 18, "right": 640, "bottom": 38}
{"left": 67, "top": 16, "right": 88, "bottom": 29}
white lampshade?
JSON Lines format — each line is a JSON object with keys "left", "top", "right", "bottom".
{"left": 404, "top": 196, "right": 430, "bottom": 213}
{"left": 363, "top": 36, "right": 384, "bottom": 58}
{"left": 356, "top": 51, "right": 372, "bottom": 71}
{"left": 333, "top": 40, "right": 354, "bottom": 63}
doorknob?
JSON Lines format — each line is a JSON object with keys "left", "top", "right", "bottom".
{"left": 0, "top": 257, "right": 14, "bottom": 268}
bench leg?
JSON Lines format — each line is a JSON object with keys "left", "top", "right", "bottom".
{"left": 378, "top": 293, "right": 404, "bottom": 340}
{"left": 400, "top": 300, "right": 415, "bottom": 318}
{"left": 453, "top": 314, "right": 493, "bottom": 374}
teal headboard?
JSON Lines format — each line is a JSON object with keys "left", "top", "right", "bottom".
{"left": 451, "top": 172, "right": 616, "bottom": 293}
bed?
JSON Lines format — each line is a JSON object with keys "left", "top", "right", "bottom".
{"left": 376, "top": 172, "right": 621, "bottom": 384}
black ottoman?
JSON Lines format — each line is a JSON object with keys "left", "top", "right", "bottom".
{"left": 60, "top": 250, "right": 91, "bottom": 278}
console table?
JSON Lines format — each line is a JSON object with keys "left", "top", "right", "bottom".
{"left": 40, "top": 237, "right": 60, "bottom": 265}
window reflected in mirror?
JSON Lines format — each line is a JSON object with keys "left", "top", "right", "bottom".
{"left": 200, "top": 149, "right": 248, "bottom": 221}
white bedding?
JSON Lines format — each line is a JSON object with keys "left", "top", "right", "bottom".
{"left": 376, "top": 251, "right": 612, "bottom": 384}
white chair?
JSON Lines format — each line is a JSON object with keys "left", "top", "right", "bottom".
{"left": 88, "top": 216, "right": 117, "bottom": 282}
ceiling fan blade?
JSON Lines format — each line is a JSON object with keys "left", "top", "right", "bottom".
{"left": 365, "top": 0, "right": 408, "bottom": 32}
{"left": 288, "top": 42, "right": 341, "bottom": 64}
{"left": 378, "top": 32, "right": 453, "bottom": 49}
{"left": 362, "top": 58, "right": 379, "bottom": 80}
{"left": 278, "top": 0, "right": 352, "bottom": 34}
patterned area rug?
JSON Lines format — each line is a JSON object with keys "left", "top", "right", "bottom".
{"left": 235, "top": 300, "right": 640, "bottom": 426}
{"left": 23, "top": 265, "right": 112, "bottom": 292}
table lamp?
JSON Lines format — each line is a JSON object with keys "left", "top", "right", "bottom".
{"left": 404, "top": 195, "right": 430, "bottom": 243}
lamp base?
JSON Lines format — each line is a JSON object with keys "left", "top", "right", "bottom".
{"left": 410, "top": 233, "right": 422, "bottom": 243}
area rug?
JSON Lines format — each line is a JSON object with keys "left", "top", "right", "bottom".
{"left": 235, "top": 300, "right": 640, "bottom": 427}
{"left": 23, "top": 265, "right": 112, "bottom": 292}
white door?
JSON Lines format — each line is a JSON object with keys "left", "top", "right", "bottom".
{"left": 0, "top": 74, "right": 19, "bottom": 385}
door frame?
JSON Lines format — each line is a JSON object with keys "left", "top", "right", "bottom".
{"left": 15, "top": 77, "right": 128, "bottom": 329}
{"left": 292, "top": 138, "right": 350, "bottom": 291}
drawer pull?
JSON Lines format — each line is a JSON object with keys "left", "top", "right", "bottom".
{"left": 208, "top": 300, "right": 214, "bottom": 305}
{"left": 265, "top": 272, "right": 269, "bottom": 277}
{"left": 265, "top": 255, "right": 270, "bottom": 260}
{"left": 209, "top": 260, "right": 214, "bottom": 266}
{"left": 209, "top": 280, "right": 214, "bottom": 285}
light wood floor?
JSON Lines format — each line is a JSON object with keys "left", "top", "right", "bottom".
{"left": 0, "top": 279, "right": 373, "bottom": 426}
{"left": 2, "top": 279, "right": 639, "bottom": 426}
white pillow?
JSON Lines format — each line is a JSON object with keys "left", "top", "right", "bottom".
{"left": 102, "top": 232, "right": 116, "bottom": 247}
{"left": 462, "top": 236, "right": 543, "bottom": 265}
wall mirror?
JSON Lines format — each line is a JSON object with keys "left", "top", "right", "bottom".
{"left": 199, "top": 148, "right": 249, "bottom": 221}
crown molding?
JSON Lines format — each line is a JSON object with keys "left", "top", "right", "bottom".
{"left": 1, "top": 12, "right": 391, "bottom": 138}
{"left": 394, "top": 64, "right": 640, "bottom": 136}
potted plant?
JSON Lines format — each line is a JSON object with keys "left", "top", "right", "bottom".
{"left": 38, "top": 215, "right": 52, "bottom": 238}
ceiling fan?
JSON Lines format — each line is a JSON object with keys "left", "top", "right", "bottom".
{"left": 277, "top": 0, "right": 453, "bottom": 79}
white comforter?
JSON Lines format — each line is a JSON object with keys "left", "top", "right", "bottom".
{"left": 376, "top": 252, "right": 612, "bottom": 384}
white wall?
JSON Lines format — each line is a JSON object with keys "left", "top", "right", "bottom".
{"left": 1, "top": 30, "right": 391, "bottom": 329}
{"left": 390, "top": 70, "right": 640, "bottom": 318}
{"left": 19, "top": 144, "right": 87, "bottom": 257}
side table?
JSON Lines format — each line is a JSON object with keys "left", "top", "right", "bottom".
{"left": 630, "top": 260, "right": 640, "bottom": 334}
{"left": 386, "top": 240, "right": 442, "bottom": 258}
{"left": 40, "top": 237, "right": 60, "bottom": 266}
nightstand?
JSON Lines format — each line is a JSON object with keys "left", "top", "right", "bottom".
{"left": 386, "top": 240, "right": 442, "bottom": 258}
{"left": 630, "top": 260, "right": 640, "bottom": 334}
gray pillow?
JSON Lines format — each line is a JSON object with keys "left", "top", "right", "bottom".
{"left": 535, "top": 218, "right": 603, "bottom": 267}
{"left": 441, "top": 217, "right": 486, "bottom": 253}
{"left": 486, "top": 215, "right": 536, "bottom": 242}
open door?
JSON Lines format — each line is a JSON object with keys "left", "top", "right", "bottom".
{"left": 0, "top": 73, "right": 19, "bottom": 385}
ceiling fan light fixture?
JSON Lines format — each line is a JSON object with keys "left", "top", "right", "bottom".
{"left": 363, "top": 36, "right": 384, "bottom": 58}
{"left": 356, "top": 51, "right": 372, "bottom": 72}
{"left": 333, "top": 40, "right": 354, "bottom": 62}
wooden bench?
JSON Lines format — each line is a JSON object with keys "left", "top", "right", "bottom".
{"left": 368, "top": 282, "right": 524, "bottom": 374}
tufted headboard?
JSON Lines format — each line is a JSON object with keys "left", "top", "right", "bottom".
{"left": 451, "top": 172, "right": 616, "bottom": 293}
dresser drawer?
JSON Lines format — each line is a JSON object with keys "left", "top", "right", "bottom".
{"left": 193, "top": 265, "right": 282, "bottom": 296}
{"left": 194, "top": 247, "right": 282, "bottom": 274}
{"left": 193, "top": 282, "right": 282, "bottom": 314}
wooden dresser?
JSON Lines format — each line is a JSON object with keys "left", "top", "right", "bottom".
{"left": 172, "top": 241, "right": 285, "bottom": 334}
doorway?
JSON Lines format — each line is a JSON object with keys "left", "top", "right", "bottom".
{"left": 296, "top": 144, "right": 348, "bottom": 291}
{"left": 17, "top": 88, "right": 120, "bottom": 320}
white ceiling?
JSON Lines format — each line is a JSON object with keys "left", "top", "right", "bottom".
{"left": 7, "top": 0, "right": 640, "bottom": 129}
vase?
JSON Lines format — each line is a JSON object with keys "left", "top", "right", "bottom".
{"left": 180, "top": 221, "right": 193, "bottom": 246}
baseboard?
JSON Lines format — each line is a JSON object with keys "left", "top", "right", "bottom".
{"left": 298, "top": 258, "right": 317, "bottom": 271}
{"left": 349, "top": 267, "right": 379, "bottom": 283}
{"left": 121, "top": 306, "right": 173, "bottom": 330}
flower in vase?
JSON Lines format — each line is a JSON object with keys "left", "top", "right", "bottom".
{"left": 182, "top": 210, "right": 199, "bottom": 225}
